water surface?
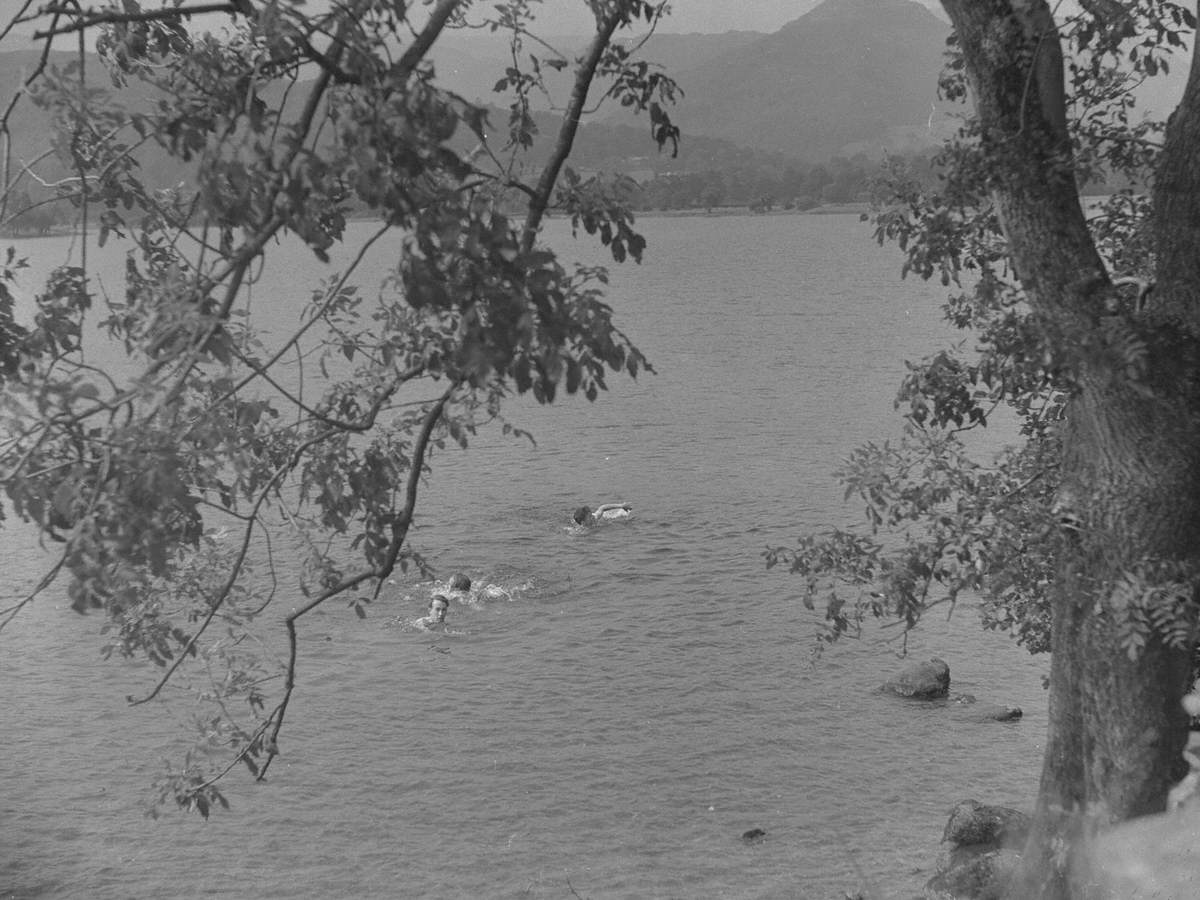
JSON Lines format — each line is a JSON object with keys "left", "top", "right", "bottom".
{"left": 0, "top": 213, "right": 1049, "bottom": 899}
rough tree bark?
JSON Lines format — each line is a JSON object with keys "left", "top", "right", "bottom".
{"left": 939, "top": 2, "right": 1200, "bottom": 897}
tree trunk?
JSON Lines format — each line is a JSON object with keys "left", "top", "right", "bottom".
{"left": 939, "top": 2, "right": 1200, "bottom": 897}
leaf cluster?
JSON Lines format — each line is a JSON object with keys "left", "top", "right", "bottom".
{"left": 0, "top": 0, "right": 679, "bottom": 815}
{"left": 772, "top": 2, "right": 1195, "bottom": 658}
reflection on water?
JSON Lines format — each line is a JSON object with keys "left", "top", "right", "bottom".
{"left": 0, "top": 214, "right": 1048, "bottom": 899}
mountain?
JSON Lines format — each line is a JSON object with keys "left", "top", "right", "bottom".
{"left": 0, "top": 0, "right": 1189, "bottom": 206}
{"left": 494, "top": 0, "right": 946, "bottom": 36}
{"left": 0, "top": 49, "right": 77, "bottom": 138}
{"left": 0, "top": 49, "right": 223, "bottom": 194}
{"left": 407, "top": 0, "right": 1189, "bottom": 163}
{"left": 663, "top": 0, "right": 954, "bottom": 161}
{"left": 422, "top": 0, "right": 953, "bottom": 162}
{"left": 426, "top": 29, "right": 765, "bottom": 107}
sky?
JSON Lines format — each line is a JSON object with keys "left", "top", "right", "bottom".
{"left": 2, "top": 0, "right": 943, "bottom": 47}
{"left": 2, "top": 1, "right": 812, "bottom": 42}
{"left": 532, "top": 0, "right": 825, "bottom": 33}
{"left": 448, "top": 1, "right": 943, "bottom": 34}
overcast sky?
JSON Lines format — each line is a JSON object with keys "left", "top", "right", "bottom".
{"left": 6, "top": 1, "right": 823, "bottom": 43}
{"left": 473, "top": 1, "right": 944, "bottom": 34}
{"left": 4, "top": 0, "right": 948, "bottom": 50}
{"left": 534, "top": 1, "right": 822, "bottom": 33}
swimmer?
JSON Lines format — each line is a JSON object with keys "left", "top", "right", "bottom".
{"left": 480, "top": 583, "right": 510, "bottom": 600}
{"left": 443, "top": 572, "right": 479, "bottom": 606}
{"left": 416, "top": 594, "right": 450, "bottom": 629}
{"left": 573, "top": 502, "right": 632, "bottom": 526}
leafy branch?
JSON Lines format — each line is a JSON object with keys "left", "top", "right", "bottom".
{"left": 0, "top": 0, "right": 673, "bottom": 815}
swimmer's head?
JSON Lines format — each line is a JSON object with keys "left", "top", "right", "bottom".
{"left": 428, "top": 594, "right": 449, "bottom": 623}
{"left": 573, "top": 506, "right": 592, "bottom": 525}
{"left": 449, "top": 572, "right": 472, "bottom": 591}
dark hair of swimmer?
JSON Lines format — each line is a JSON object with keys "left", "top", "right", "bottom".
{"left": 449, "top": 572, "right": 471, "bottom": 591}
{"left": 573, "top": 506, "right": 591, "bottom": 525}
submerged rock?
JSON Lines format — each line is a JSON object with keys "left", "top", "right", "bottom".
{"left": 954, "top": 703, "right": 1023, "bottom": 723}
{"left": 880, "top": 657, "right": 951, "bottom": 699}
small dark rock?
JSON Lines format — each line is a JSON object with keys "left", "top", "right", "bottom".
{"left": 952, "top": 702, "right": 1023, "bottom": 723}
{"left": 983, "top": 705, "right": 1022, "bottom": 722}
{"left": 741, "top": 828, "right": 767, "bottom": 843}
{"left": 880, "top": 657, "right": 951, "bottom": 699}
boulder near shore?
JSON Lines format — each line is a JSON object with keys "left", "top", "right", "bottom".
{"left": 925, "top": 799, "right": 1030, "bottom": 899}
{"left": 880, "top": 657, "right": 951, "bottom": 699}
{"left": 878, "top": 659, "right": 1023, "bottom": 721}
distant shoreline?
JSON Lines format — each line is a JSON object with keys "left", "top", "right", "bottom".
{"left": 2, "top": 203, "right": 873, "bottom": 243}
{"left": 634, "top": 203, "right": 870, "bottom": 220}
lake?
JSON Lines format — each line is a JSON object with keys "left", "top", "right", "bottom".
{"left": 0, "top": 212, "right": 1049, "bottom": 899}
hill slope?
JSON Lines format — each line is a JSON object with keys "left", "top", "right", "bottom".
{"left": 427, "top": 29, "right": 765, "bottom": 106}
{"left": 665, "top": 0, "right": 952, "bottom": 160}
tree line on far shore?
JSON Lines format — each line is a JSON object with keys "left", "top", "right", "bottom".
{"left": 629, "top": 148, "right": 1141, "bottom": 214}
{"left": 631, "top": 152, "right": 902, "bottom": 212}
{"left": 0, "top": 144, "right": 1141, "bottom": 240}
{"left": 0, "top": 189, "right": 71, "bottom": 237}
{"left": 0, "top": 149, "right": 926, "bottom": 238}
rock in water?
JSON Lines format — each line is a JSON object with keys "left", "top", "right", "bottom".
{"left": 975, "top": 704, "right": 1022, "bottom": 723}
{"left": 941, "top": 800, "right": 1029, "bottom": 847}
{"left": 949, "top": 702, "right": 1023, "bottom": 724}
{"left": 925, "top": 845, "right": 1018, "bottom": 900}
{"left": 925, "top": 800, "right": 1029, "bottom": 899}
{"left": 880, "top": 657, "right": 951, "bottom": 699}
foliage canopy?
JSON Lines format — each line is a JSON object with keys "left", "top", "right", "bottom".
{"left": 772, "top": 2, "right": 1200, "bottom": 895}
{"left": 768, "top": 1, "right": 1199, "bottom": 665}
{"left": 0, "top": 0, "right": 678, "bottom": 817}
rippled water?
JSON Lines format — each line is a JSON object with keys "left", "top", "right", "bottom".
{"left": 1, "top": 213, "right": 1049, "bottom": 899}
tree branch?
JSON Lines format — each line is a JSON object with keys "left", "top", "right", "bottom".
{"left": 0, "top": 548, "right": 68, "bottom": 632}
{"left": 395, "top": 0, "right": 466, "bottom": 79}
{"left": 1149, "top": 9, "right": 1200, "bottom": 323}
{"left": 126, "top": 417, "right": 348, "bottom": 707}
{"left": 214, "top": 222, "right": 393, "bottom": 406}
{"left": 940, "top": 0, "right": 1107, "bottom": 318}
{"left": 520, "top": 9, "right": 625, "bottom": 252}
{"left": 1, "top": 2, "right": 64, "bottom": 222}
{"left": 148, "top": 1, "right": 369, "bottom": 412}
{"left": 32, "top": 2, "right": 239, "bottom": 40}
{"left": 258, "top": 381, "right": 457, "bottom": 779}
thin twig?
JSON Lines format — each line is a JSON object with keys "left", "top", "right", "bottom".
{"left": 33, "top": 2, "right": 238, "bottom": 39}
{"left": 0, "top": 548, "right": 68, "bottom": 632}
{"left": 128, "top": 423, "right": 337, "bottom": 706}
{"left": 258, "top": 381, "right": 457, "bottom": 779}
{"left": 214, "top": 222, "right": 393, "bottom": 405}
